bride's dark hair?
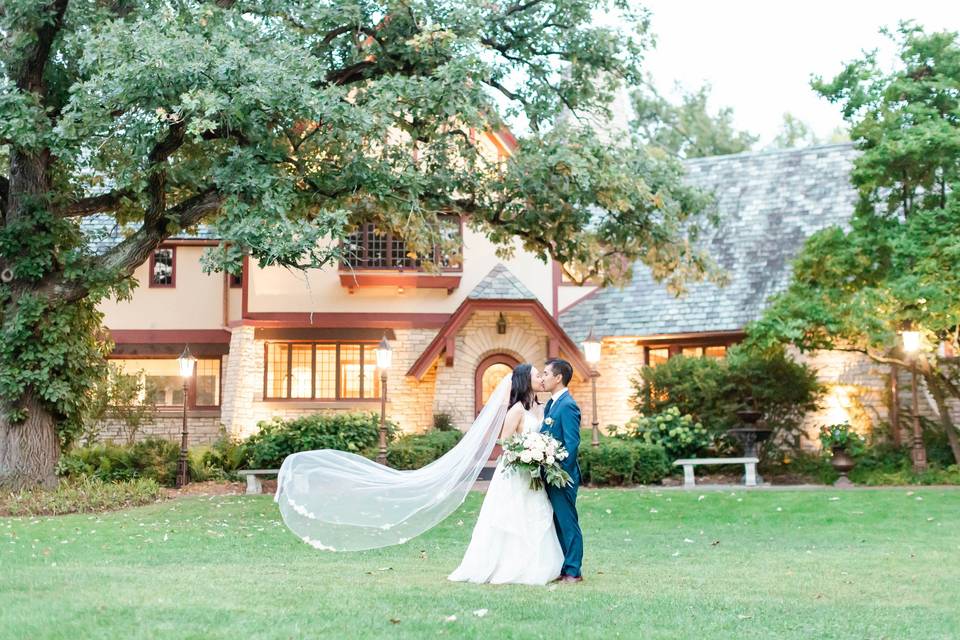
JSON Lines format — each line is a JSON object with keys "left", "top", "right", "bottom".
{"left": 509, "top": 363, "right": 536, "bottom": 411}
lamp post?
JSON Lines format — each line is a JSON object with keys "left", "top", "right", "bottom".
{"left": 176, "top": 345, "right": 196, "bottom": 488}
{"left": 375, "top": 334, "right": 393, "bottom": 466}
{"left": 901, "top": 328, "right": 928, "bottom": 472}
{"left": 582, "top": 328, "right": 602, "bottom": 447}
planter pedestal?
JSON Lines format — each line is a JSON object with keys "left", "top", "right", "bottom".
{"left": 830, "top": 446, "right": 855, "bottom": 487}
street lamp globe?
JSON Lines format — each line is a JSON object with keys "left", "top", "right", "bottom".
{"left": 582, "top": 328, "right": 601, "bottom": 365}
{"left": 178, "top": 345, "right": 197, "bottom": 378}
{"left": 376, "top": 335, "right": 393, "bottom": 370}
{"left": 901, "top": 330, "right": 922, "bottom": 354}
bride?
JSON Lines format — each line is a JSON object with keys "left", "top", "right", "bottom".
{"left": 273, "top": 362, "right": 562, "bottom": 585}
{"left": 447, "top": 364, "right": 564, "bottom": 585}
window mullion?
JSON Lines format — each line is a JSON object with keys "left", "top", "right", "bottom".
{"left": 311, "top": 343, "right": 317, "bottom": 399}
{"left": 335, "top": 343, "right": 341, "bottom": 401}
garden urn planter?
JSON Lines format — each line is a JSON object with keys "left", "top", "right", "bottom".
{"left": 830, "top": 446, "right": 855, "bottom": 487}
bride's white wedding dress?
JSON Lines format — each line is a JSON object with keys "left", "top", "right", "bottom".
{"left": 447, "top": 409, "right": 564, "bottom": 585}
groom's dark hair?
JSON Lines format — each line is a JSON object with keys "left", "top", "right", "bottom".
{"left": 545, "top": 358, "right": 573, "bottom": 386}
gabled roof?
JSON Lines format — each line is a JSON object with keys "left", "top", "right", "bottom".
{"left": 560, "top": 143, "right": 860, "bottom": 342}
{"left": 407, "top": 263, "right": 593, "bottom": 380}
{"left": 468, "top": 263, "right": 537, "bottom": 300}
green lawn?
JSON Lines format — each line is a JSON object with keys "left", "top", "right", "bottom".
{"left": 2, "top": 487, "right": 958, "bottom": 640}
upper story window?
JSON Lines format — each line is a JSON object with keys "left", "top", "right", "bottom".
{"left": 149, "top": 247, "right": 176, "bottom": 287}
{"left": 341, "top": 217, "right": 462, "bottom": 272}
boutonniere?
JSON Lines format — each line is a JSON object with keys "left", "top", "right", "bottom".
{"left": 544, "top": 417, "right": 554, "bottom": 426}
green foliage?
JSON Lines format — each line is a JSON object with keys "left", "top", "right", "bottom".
{"left": 1, "top": 0, "right": 720, "bottom": 488}
{"left": 631, "top": 80, "right": 758, "bottom": 158}
{"left": 0, "top": 476, "right": 162, "bottom": 517}
{"left": 818, "top": 422, "right": 866, "bottom": 456}
{"left": 383, "top": 430, "right": 463, "bottom": 470}
{"left": 619, "top": 407, "right": 712, "bottom": 460}
{"left": 199, "top": 432, "right": 248, "bottom": 478}
{"left": 57, "top": 437, "right": 213, "bottom": 487}
{"left": 81, "top": 362, "right": 156, "bottom": 445}
{"left": 243, "top": 413, "right": 397, "bottom": 469}
{"left": 432, "top": 412, "right": 455, "bottom": 432}
{"left": 748, "top": 23, "right": 960, "bottom": 423}
{"left": 579, "top": 439, "right": 670, "bottom": 486}
{"left": 633, "top": 345, "right": 823, "bottom": 449}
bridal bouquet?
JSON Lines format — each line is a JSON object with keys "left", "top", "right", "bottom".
{"left": 499, "top": 432, "right": 572, "bottom": 490}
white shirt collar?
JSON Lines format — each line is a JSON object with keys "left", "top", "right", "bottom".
{"left": 551, "top": 387, "right": 568, "bottom": 403}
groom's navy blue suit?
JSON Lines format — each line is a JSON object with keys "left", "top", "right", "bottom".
{"left": 540, "top": 389, "right": 583, "bottom": 578}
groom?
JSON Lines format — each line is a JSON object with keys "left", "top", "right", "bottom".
{"left": 538, "top": 358, "right": 583, "bottom": 583}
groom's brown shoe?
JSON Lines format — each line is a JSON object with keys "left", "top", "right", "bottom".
{"left": 559, "top": 575, "right": 583, "bottom": 584}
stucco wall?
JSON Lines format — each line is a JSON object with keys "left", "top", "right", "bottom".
{"left": 246, "top": 228, "right": 555, "bottom": 315}
{"left": 98, "top": 246, "right": 226, "bottom": 330}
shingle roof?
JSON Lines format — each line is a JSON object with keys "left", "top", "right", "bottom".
{"left": 468, "top": 263, "right": 538, "bottom": 300}
{"left": 560, "top": 143, "right": 860, "bottom": 342}
{"left": 80, "top": 214, "right": 219, "bottom": 255}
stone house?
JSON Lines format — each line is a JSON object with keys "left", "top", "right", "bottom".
{"left": 86, "top": 140, "right": 939, "bottom": 449}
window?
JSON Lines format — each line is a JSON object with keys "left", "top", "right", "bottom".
{"left": 646, "top": 344, "right": 728, "bottom": 366}
{"left": 149, "top": 247, "right": 176, "bottom": 287}
{"left": 109, "top": 357, "right": 221, "bottom": 408}
{"left": 341, "top": 217, "right": 462, "bottom": 271}
{"left": 647, "top": 348, "right": 669, "bottom": 367}
{"left": 264, "top": 342, "right": 381, "bottom": 400}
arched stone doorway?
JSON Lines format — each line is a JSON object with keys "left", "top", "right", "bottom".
{"left": 474, "top": 353, "right": 520, "bottom": 416}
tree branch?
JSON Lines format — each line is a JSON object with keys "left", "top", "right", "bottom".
{"left": 60, "top": 189, "right": 133, "bottom": 218}
{"left": 12, "top": 0, "right": 70, "bottom": 95}
{"left": 52, "top": 188, "right": 224, "bottom": 303}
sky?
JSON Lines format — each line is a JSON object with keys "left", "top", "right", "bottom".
{"left": 635, "top": 0, "right": 960, "bottom": 146}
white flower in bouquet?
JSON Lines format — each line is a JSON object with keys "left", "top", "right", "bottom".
{"left": 498, "top": 431, "right": 573, "bottom": 491}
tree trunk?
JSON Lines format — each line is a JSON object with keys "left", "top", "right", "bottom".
{"left": 925, "top": 373, "right": 960, "bottom": 466}
{"left": 0, "top": 391, "right": 61, "bottom": 492}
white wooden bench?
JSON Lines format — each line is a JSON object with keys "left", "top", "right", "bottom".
{"left": 673, "top": 457, "right": 759, "bottom": 488}
{"left": 237, "top": 469, "right": 280, "bottom": 495}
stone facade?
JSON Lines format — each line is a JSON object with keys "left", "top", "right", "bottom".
{"left": 95, "top": 413, "right": 223, "bottom": 446}
{"left": 219, "top": 326, "right": 441, "bottom": 439}
{"left": 434, "top": 310, "right": 551, "bottom": 430}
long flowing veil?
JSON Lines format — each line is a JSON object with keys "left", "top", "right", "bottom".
{"left": 273, "top": 375, "right": 512, "bottom": 551}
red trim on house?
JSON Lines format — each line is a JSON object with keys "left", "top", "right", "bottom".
{"left": 551, "top": 260, "right": 560, "bottom": 318}
{"left": 406, "top": 298, "right": 593, "bottom": 380}
{"left": 338, "top": 272, "right": 461, "bottom": 293}
{"left": 633, "top": 330, "right": 746, "bottom": 346}
{"left": 235, "top": 313, "right": 450, "bottom": 329}
{"left": 148, "top": 245, "right": 176, "bottom": 288}
{"left": 241, "top": 254, "right": 250, "bottom": 318}
{"left": 162, "top": 239, "right": 220, "bottom": 247}
{"left": 109, "top": 329, "right": 231, "bottom": 344}
{"left": 474, "top": 353, "right": 520, "bottom": 416}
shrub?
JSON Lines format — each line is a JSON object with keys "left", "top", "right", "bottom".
{"left": 818, "top": 422, "right": 867, "bottom": 456}
{"left": 621, "top": 407, "right": 713, "bottom": 459}
{"left": 580, "top": 440, "right": 670, "bottom": 486}
{"left": 1, "top": 476, "right": 162, "bottom": 517}
{"left": 199, "top": 431, "right": 249, "bottom": 479}
{"left": 432, "top": 412, "right": 455, "bottom": 431}
{"left": 243, "top": 412, "right": 398, "bottom": 469}
{"left": 633, "top": 344, "right": 822, "bottom": 449}
{"left": 384, "top": 430, "right": 463, "bottom": 470}
{"left": 58, "top": 437, "right": 217, "bottom": 487}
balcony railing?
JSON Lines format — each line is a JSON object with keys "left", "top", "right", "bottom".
{"left": 340, "top": 219, "right": 463, "bottom": 272}
{"left": 338, "top": 218, "right": 463, "bottom": 292}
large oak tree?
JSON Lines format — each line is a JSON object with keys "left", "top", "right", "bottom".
{"left": 0, "top": 0, "right": 717, "bottom": 490}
